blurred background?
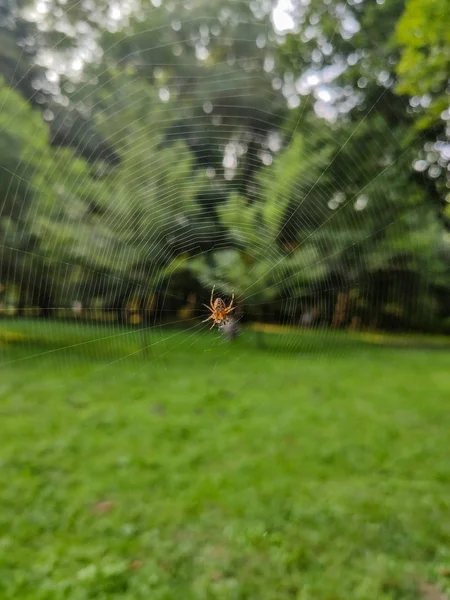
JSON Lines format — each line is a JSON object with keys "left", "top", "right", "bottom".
{"left": 1, "top": 0, "right": 450, "bottom": 598}
{"left": 0, "top": 0, "right": 449, "bottom": 332}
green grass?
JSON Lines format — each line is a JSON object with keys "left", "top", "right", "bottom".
{"left": 1, "top": 320, "right": 450, "bottom": 599}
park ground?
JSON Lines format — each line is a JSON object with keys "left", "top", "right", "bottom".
{"left": 0, "top": 320, "right": 450, "bottom": 599}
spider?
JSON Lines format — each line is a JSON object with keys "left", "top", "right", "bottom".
{"left": 202, "top": 286, "right": 235, "bottom": 329}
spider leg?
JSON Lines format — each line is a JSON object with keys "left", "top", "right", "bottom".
{"left": 209, "top": 321, "right": 216, "bottom": 330}
{"left": 202, "top": 304, "right": 213, "bottom": 311}
{"left": 210, "top": 285, "right": 215, "bottom": 310}
{"left": 202, "top": 315, "right": 214, "bottom": 323}
{"left": 225, "top": 291, "right": 235, "bottom": 312}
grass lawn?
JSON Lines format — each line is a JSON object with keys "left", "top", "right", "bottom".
{"left": 1, "top": 319, "right": 450, "bottom": 599}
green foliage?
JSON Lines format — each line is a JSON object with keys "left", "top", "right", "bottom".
{"left": 0, "top": 77, "right": 49, "bottom": 221}
{"left": 99, "top": 0, "right": 287, "bottom": 183}
{"left": 91, "top": 75, "right": 214, "bottom": 288}
{"left": 279, "top": 0, "right": 407, "bottom": 123}
{"left": 189, "top": 110, "right": 448, "bottom": 327}
{"left": 395, "top": 0, "right": 450, "bottom": 129}
{"left": 1, "top": 0, "right": 450, "bottom": 329}
{"left": 0, "top": 71, "right": 213, "bottom": 310}
{"left": 189, "top": 135, "right": 331, "bottom": 317}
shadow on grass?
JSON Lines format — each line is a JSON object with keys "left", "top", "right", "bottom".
{"left": 246, "top": 328, "right": 450, "bottom": 356}
{"left": 1, "top": 319, "right": 450, "bottom": 366}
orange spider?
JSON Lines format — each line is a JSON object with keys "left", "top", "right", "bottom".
{"left": 202, "top": 286, "right": 235, "bottom": 329}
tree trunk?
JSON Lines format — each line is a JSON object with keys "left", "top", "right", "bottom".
{"left": 17, "top": 286, "right": 28, "bottom": 318}
{"left": 331, "top": 291, "right": 349, "bottom": 329}
{"left": 35, "top": 281, "right": 54, "bottom": 319}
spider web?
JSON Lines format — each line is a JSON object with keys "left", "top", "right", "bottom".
{"left": 0, "top": 0, "right": 439, "bottom": 406}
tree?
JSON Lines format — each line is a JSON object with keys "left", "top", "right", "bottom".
{"left": 278, "top": 0, "right": 449, "bottom": 225}
{"left": 188, "top": 134, "right": 328, "bottom": 325}
{"left": 190, "top": 111, "right": 449, "bottom": 330}
{"left": 394, "top": 0, "right": 450, "bottom": 223}
{"left": 0, "top": 76, "right": 56, "bottom": 314}
{"left": 395, "top": 0, "right": 450, "bottom": 130}
{"left": 278, "top": 0, "right": 408, "bottom": 125}
{"left": 98, "top": 0, "right": 288, "bottom": 194}
{"left": 0, "top": 0, "right": 120, "bottom": 164}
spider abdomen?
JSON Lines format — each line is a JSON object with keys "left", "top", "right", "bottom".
{"left": 214, "top": 298, "right": 226, "bottom": 311}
